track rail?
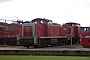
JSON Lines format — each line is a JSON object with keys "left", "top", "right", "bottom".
{"left": 0, "top": 50, "right": 90, "bottom": 56}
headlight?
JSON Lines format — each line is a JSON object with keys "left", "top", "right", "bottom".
{"left": 12, "top": 35, "right": 15, "bottom": 37}
{"left": 8, "top": 35, "right": 10, "bottom": 37}
{"left": 5, "top": 35, "right": 7, "bottom": 37}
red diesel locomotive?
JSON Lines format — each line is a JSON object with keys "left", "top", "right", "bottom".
{"left": 19, "top": 18, "right": 80, "bottom": 48}
{"left": 19, "top": 18, "right": 65, "bottom": 48}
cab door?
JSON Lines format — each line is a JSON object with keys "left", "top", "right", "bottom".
{"left": 23, "top": 26, "right": 32, "bottom": 36}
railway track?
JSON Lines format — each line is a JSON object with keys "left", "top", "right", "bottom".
{"left": 0, "top": 45, "right": 90, "bottom": 56}
{"left": 0, "top": 49, "right": 90, "bottom": 56}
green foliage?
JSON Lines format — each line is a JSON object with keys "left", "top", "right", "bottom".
{"left": 52, "top": 23, "right": 61, "bottom": 26}
{"left": 0, "top": 56, "right": 90, "bottom": 60}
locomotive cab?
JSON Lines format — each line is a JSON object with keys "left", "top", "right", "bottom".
{"left": 4, "top": 23, "right": 22, "bottom": 45}
{"left": 80, "top": 27, "right": 90, "bottom": 47}
{"left": 64, "top": 22, "right": 80, "bottom": 45}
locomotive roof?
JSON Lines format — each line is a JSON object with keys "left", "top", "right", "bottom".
{"left": 0, "top": 22, "right": 7, "bottom": 25}
{"left": 0, "top": 22, "right": 6, "bottom": 27}
{"left": 31, "top": 18, "right": 52, "bottom": 22}
{"left": 80, "top": 27, "right": 90, "bottom": 28}
{"left": 5, "top": 23, "right": 21, "bottom": 25}
{"left": 65, "top": 22, "right": 80, "bottom": 25}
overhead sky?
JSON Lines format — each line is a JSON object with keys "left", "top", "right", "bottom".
{"left": 0, "top": 0, "right": 90, "bottom": 26}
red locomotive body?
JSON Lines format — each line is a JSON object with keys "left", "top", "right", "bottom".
{"left": 19, "top": 18, "right": 68, "bottom": 48}
{"left": 4, "top": 23, "right": 22, "bottom": 45}
{"left": 35, "top": 23, "right": 46, "bottom": 36}
{"left": 23, "top": 19, "right": 46, "bottom": 37}
{"left": 60, "top": 26, "right": 69, "bottom": 36}
{"left": 23, "top": 26, "right": 32, "bottom": 36}
{"left": 0, "top": 27, "right": 5, "bottom": 37}
{"left": 64, "top": 22, "right": 80, "bottom": 36}
{"left": 80, "top": 27, "right": 90, "bottom": 47}
{"left": 47, "top": 25, "right": 60, "bottom": 36}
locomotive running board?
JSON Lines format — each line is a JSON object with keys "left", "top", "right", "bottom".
{"left": 39, "top": 36, "right": 67, "bottom": 38}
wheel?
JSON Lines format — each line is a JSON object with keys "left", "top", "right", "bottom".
{"left": 26, "top": 45, "right": 29, "bottom": 48}
{"left": 51, "top": 44, "right": 54, "bottom": 46}
{"left": 34, "top": 45, "right": 38, "bottom": 48}
{"left": 84, "top": 46, "right": 87, "bottom": 48}
{"left": 0, "top": 43, "right": 4, "bottom": 45}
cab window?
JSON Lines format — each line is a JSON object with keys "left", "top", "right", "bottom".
{"left": 5, "top": 26, "right": 18, "bottom": 30}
